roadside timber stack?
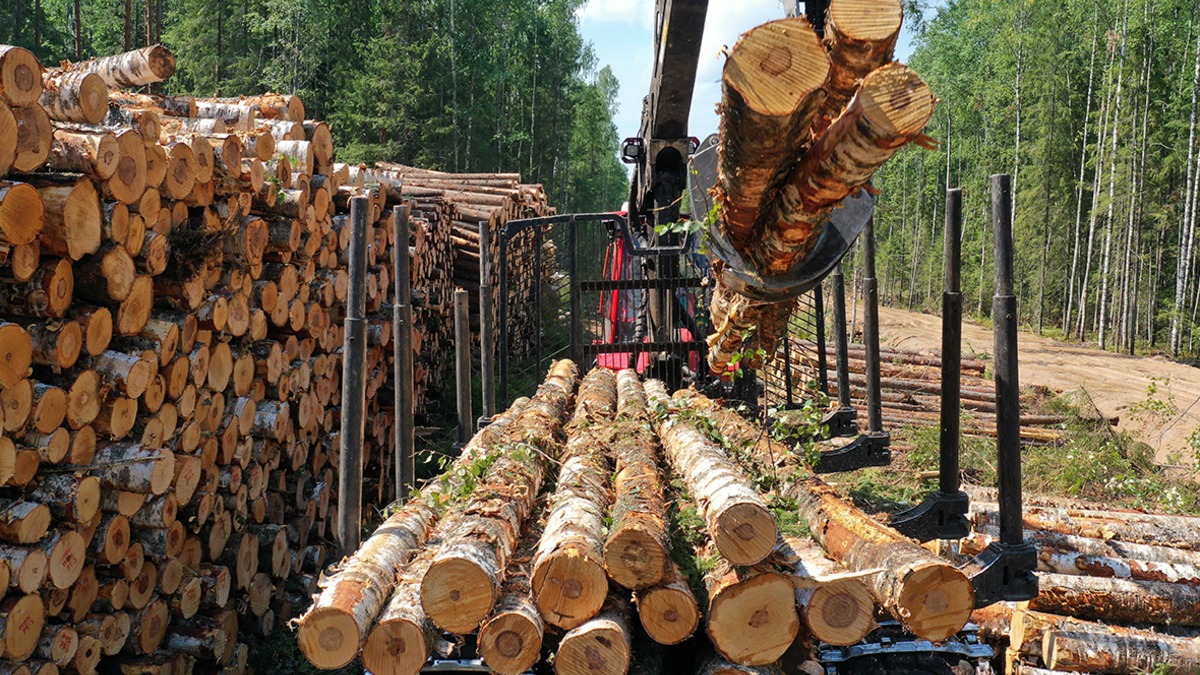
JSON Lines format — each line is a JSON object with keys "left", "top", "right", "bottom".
{"left": 0, "top": 40, "right": 553, "bottom": 675}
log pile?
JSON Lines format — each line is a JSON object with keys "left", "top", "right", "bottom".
{"left": 960, "top": 501, "right": 1200, "bottom": 675}
{"left": 299, "top": 364, "right": 981, "bottom": 673}
{"left": 705, "top": 0, "right": 935, "bottom": 374}
{"left": 0, "top": 41, "right": 525, "bottom": 674}
{"left": 780, "top": 339, "right": 1070, "bottom": 444}
{"left": 368, "top": 163, "right": 558, "bottom": 359}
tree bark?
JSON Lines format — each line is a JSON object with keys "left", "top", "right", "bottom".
{"left": 716, "top": 18, "right": 829, "bottom": 256}
{"left": 645, "top": 379, "right": 777, "bottom": 565}
{"left": 65, "top": 46, "right": 176, "bottom": 89}
{"left": 772, "top": 536, "right": 873, "bottom": 646}
{"left": 421, "top": 360, "right": 577, "bottom": 633}
{"left": 532, "top": 367, "right": 615, "bottom": 630}
{"left": 39, "top": 71, "right": 107, "bottom": 125}
{"left": 1046, "top": 629, "right": 1200, "bottom": 674}
{"left": 605, "top": 369, "right": 671, "bottom": 590}
{"left": 1030, "top": 572, "right": 1200, "bottom": 625}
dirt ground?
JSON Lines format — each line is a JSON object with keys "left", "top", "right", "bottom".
{"left": 873, "top": 305, "right": 1200, "bottom": 464}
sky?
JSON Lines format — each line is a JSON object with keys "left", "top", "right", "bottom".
{"left": 576, "top": 0, "right": 925, "bottom": 148}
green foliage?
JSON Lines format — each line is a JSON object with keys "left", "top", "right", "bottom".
{"left": 4, "top": 0, "right": 626, "bottom": 214}
{"left": 860, "top": 0, "right": 1200, "bottom": 358}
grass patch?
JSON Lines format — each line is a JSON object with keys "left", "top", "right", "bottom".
{"left": 874, "top": 388, "right": 1200, "bottom": 516}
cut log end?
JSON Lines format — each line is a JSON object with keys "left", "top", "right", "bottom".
{"left": 533, "top": 555, "right": 609, "bottom": 630}
{"left": 723, "top": 18, "right": 829, "bottom": 116}
{"left": 707, "top": 572, "right": 799, "bottom": 667}
{"left": 801, "top": 579, "right": 874, "bottom": 646}
{"left": 828, "top": 0, "right": 903, "bottom": 41}
{"left": 859, "top": 63, "right": 935, "bottom": 136}
{"left": 554, "top": 619, "right": 630, "bottom": 675}
{"left": 895, "top": 563, "right": 974, "bottom": 642}
{"left": 421, "top": 557, "right": 497, "bottom": 634}
{"left": 604, "top": 529, "right": 668, "bottom": 590}
{"left": 637, "top": 582, "right": 700, "bottom": 646}
{"left": 296, "top": 607, "right": 361, "bottom": 670}
{"left": 713, "top": 502, "right": 778, "bottom": 566}
{"left": 479, "top": 611, "right": 543, "bottom": 675}
{"left": 361, "top": 620, "right": 430, "bottom": 675}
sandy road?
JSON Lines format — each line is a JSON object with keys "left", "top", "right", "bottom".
{"left": 873, "top": 306, "right": 1200, "bottom": 463}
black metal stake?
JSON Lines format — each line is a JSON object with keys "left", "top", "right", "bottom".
{"left": 820, "top": 263, "right": 858, "bottom": 437}
{"left": 454, "top": 288, "right": 472, "bottom": 445}
{"left": 861, "top": 216, "right": 884, "bottom": 436}
{"left": 814, "top": 284, "right": 829, "bottom": 397}
{"left": 891, "top": 189, "right": 971, "bottom": 541}
{"left": 813, "top": 221, "right": 889, "bottom": 473}
{"left": 960, "top": 174, "right": 1038, "bottom": 607}
{"left": 479, "top": 220, "right": 496, "bottom": 421}
{"left": 940, "top": 189, "right": 964, "bottom": 496}
{"left": 338, "top": 196, "right": 369, "bottom": 556}
{"left": 393, "top": 204, "right": 414, "bottom": 502}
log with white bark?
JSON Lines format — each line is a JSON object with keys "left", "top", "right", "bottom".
{"left": 687, "top": 392, "right": 973, "bottom": 643}
{"left": 644, "top": 379, "right": 776, "bottom": 566}
{"left": 295, "top": 499, "right": 437, "bottom": 669}
{"left": 64, "top": 46, "right": 176, "bottom": 89}
{"left": 604, "top": 369, "right": 671, "bottom": 590}
{"left": 531, "top": 367, "right": 615, "bottom": 630}
{"left": 1045, "top": 629, "right": 1200, "bottom": 674}
{"left": 420, "top": 360, "right": 578, "bottom": 634}
{"left": 554, "top": 593, "right": 632, "bottom": 675}
{"left": 478, "top": 522, "right": 545, "bottom": 675}
{"left": 39, "top": 71, "right": 108, "bottom": 125}
{"left": 361, "top": 515, "right": 459, "bottom": 675}
{"left": 971, "top": 501, "right": 1200, "bottom": 551}
{"left": 771, "top": 536, "right": 874, "bottom": 646}
{"left": 1029, "top": 572, "right": 1200, "bottom": 625}
{"left": 957, "top": 531, "right": 1200, "bottom": 585}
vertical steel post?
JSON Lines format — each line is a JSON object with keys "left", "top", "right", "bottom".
{"left": 815, "top": 285, "right": 829, "bottom": 396}
{"left": 393, "top": 204, "right": 414, "bottom": 502}
{"left": 479, "top": 220, "right": 496, "bottom": 419}
{"left": 861, "top": 217, "right": 884, "bottom": 434}
{"left": 941, "top": 189, "right": 963, "bottom": 495}
{"left": 831, "top": 263, "right": 852, "bottom": 410}
{"left": 992, "top": 174, "right": 1024, "bottom": 546}
{"left": 338, "top": 196, "right": 369, "bottom": 556}
{"left": 498, "top": 231, "right": 509, "bottom": 405}
{"left": 455, "top": 288, "right": 473, "bottom": 445}
{"left": 569, "top": 218, "right": 581, "bottom": 366}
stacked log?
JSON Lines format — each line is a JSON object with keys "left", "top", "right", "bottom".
{"left": 301, "top": 364, "right": 986, "bottom": 672}
{"left": 0, "top": 41, "right": 522, "bottom": 675}
{"left": 706, "top": 0, "right": 934, "bottom": 374}
{"left": 960, "top": 499, "right": 1200, "bottom": 674}
{"left": 370, "top": 163, "right": 557, "bottom": 359}
{"left": 778, "top": 339, "right": 1070, "bottom": 444}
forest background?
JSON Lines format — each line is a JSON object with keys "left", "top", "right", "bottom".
{"left": 5, "top": 0, "right": 1200, "bottom": 359}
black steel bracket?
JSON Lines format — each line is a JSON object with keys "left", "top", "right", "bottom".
{"left": 706, "top": 189, "right": 874, "bottom": 302}
{"left": 889, "top": 490, "right": 971, "bottom": 542}
{"left": 960, "top": 541, "right": 1040, "bottom": 608}
{"left": 812, "top": 431, "right": 891, "bottom": 474}
{"left": 820, "top": 406, "right": 858, "bottom": 438}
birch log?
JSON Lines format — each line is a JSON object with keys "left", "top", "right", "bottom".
{"left": 645, "top": 379, "right": 776, "bottom": 566}
{"left": 531, "top": 367, "right": 615, "bottom": 629}
{"left": 604, "top": 369, "right": 671, "bottom": 590}
{"left": 421, "top": 360, "right": 577, "bottom": 633}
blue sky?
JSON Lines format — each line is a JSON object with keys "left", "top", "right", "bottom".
{"left": 576, "top": 0, "right": 924, "bottom": 145}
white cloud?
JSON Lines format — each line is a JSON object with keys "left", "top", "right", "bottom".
{"left": 575, "top": 0, "right": 656, "bottom": 30}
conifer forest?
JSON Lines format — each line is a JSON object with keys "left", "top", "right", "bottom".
{"left": 0, "top": 0, "right": 629, "bottom": 215}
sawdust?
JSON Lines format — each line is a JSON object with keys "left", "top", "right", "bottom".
{"left": 872, "top": 305, "right": 1200, "bottom": 464}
